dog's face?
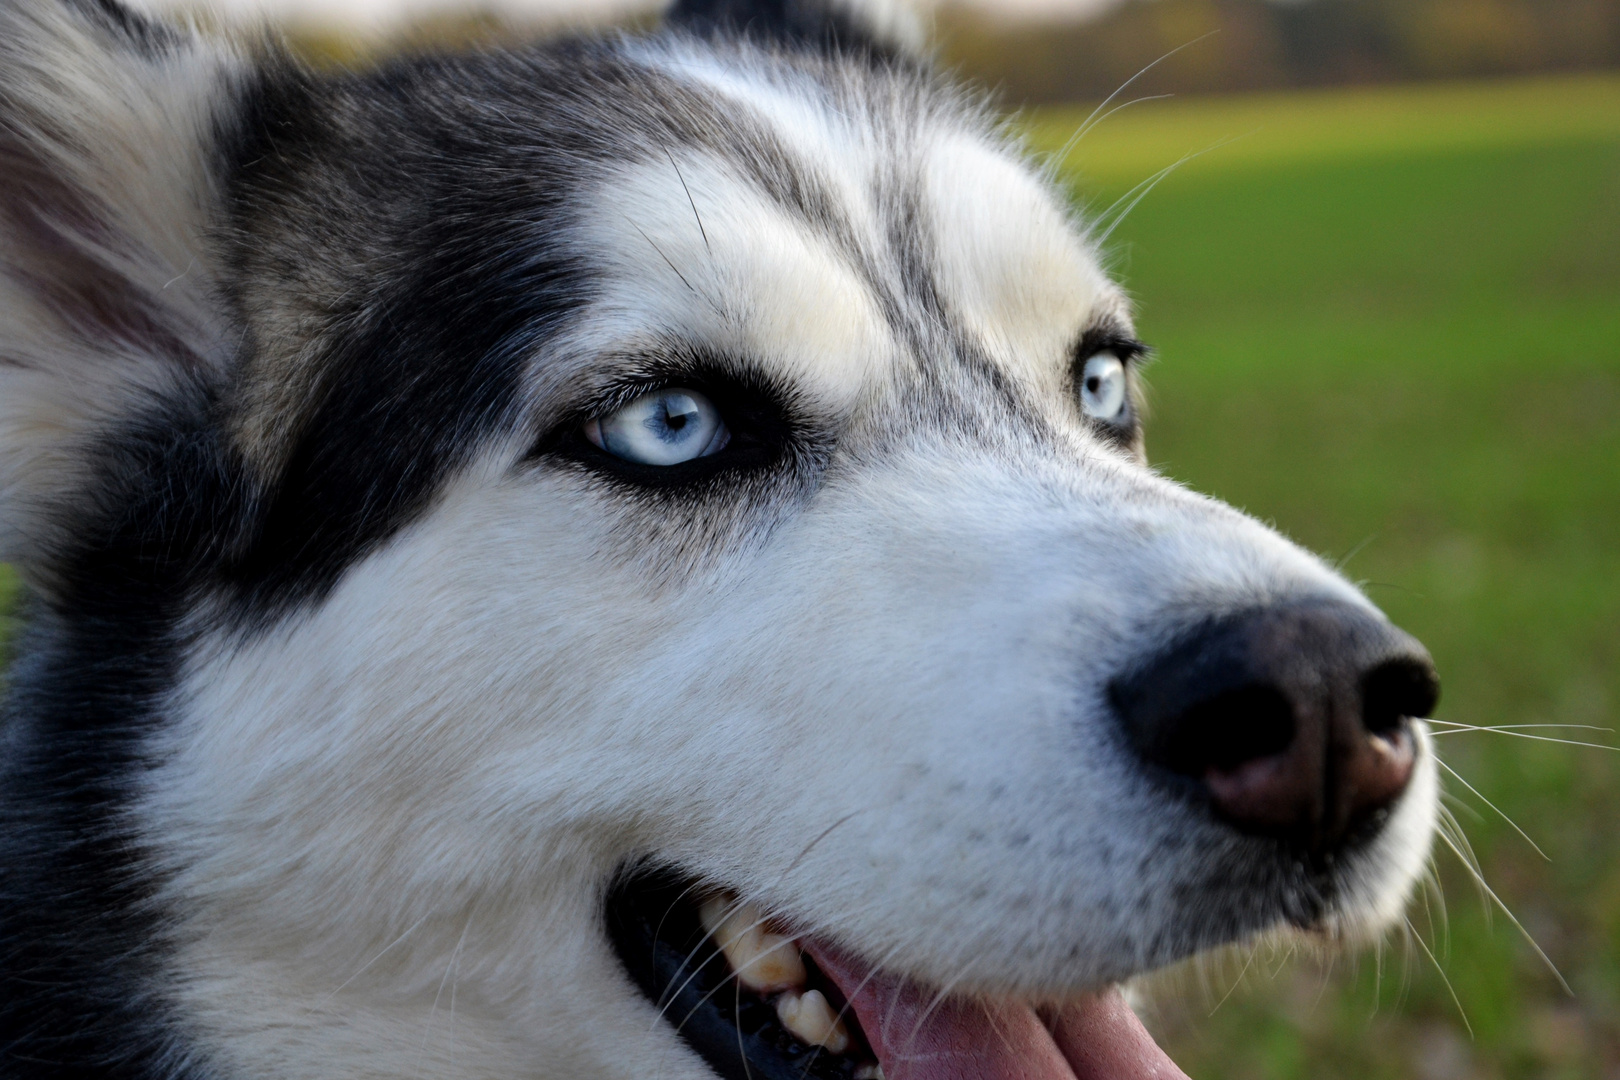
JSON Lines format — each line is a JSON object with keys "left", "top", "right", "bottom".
{"left": 0, "top": 3, "right": 1439, "bottom": 1078}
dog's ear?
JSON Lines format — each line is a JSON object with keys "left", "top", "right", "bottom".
{"left": 0, "top": 0, "right": 250, "bottom": 570}
{"left": 667, "top": 0, "right": 927, "bottom": 61}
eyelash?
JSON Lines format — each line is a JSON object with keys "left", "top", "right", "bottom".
{"left": 1073, "top": 329, "right": 1147, "bottom": 368}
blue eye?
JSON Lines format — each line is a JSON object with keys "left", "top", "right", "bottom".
{"left": 586, "top": 388, "right": 730, "bottom": 466}
{"left": 1079, "top": 352, "right": 1127, "bottom": 422}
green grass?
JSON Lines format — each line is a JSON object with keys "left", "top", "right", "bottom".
{"left": 1028, "top": 73, "right": 1620, "bottom": 1079}
{"left": 0, "top": 70, "right": 1615, "bottom": 1080}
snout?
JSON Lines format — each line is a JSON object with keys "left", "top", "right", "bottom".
{"left": 1110, "top": 600, "right": 1439, "bottom": 855}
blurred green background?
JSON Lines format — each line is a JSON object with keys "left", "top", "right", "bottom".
{"left": 937, "top": 0, "right": 1620, "bottom": 102}
{"left": 1, "top": 21, "right": 1616, "bottom": 1080}
{"left": 1025, "top": 74, "right": 1620, "bottom": 1078}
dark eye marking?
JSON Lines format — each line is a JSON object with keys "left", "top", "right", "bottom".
{"left": 530, "top": 360, "right": 802, "bottom": 491}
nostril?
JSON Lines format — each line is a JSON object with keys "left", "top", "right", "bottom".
{"left": 1158, "top": 685, "right": 1295, "bottom": 776}
{"left": 1360, "top": 658, "right": 1441, "bottom": 735}
{"left": 1341, "top": 656, "right": 1435, "bottom": 826}
{"left": 1111, "top": 599, "right": 1440, "bottom": 853}
{"left": 1341, "top": 722, "right": 1417, "bottom": 822}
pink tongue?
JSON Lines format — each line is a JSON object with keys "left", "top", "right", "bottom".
{"left": 806, "top": 946, "right": 1189, "bottom": 1080}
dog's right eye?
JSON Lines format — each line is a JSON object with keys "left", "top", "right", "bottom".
{"left": 584, "top": 388, "right": 731, "bottom": 466}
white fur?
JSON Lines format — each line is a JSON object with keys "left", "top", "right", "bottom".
{"left": 920, "top": 133, "right": 1110, "bottom": 393}
{"left": 577, "top": 152, "right": 895, "bottom": 407}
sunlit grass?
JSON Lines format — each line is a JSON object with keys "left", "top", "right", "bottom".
{"left": 1029, "top": 73, "right": 1620, "bottom": 1079}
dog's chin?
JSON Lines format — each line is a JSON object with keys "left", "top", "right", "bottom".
{"left": 605, "top": 871, "right": 1194, "bottom": 1080}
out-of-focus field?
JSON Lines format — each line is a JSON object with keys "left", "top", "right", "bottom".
{"left": 0, "top": 67, "right": 1614, "bottom": 1080}
{"left": 1029, "top": 73, "right": 1620, "bottom": 1079}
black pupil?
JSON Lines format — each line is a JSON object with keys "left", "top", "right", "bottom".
{"left": 665, "top": 402, "right": 691, "bottom": 430}
{"left": 1086, "top": 376, "right": 1101, "bottom": 393}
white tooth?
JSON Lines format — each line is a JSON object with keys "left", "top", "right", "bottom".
{"left": 698, "top": 896, "right": 807, "bottom": 993}
{"left": 854, "top": 1065, "right": 884, "bottom": 1080}
{"left": 698, "top": 895, "right": 736, "bottom": 943}
{"left": 775, "top": 989, "right": 850, "bottom": 1054}
{"left": 735, "top": 935, "right": 806, "bottom": 994}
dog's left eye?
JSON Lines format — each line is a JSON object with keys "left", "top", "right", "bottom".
{"left": 1079, "top": 352, "right": 1127, "bottom": 422}
{"left": 585, "top": 388, "right": 731, "bottom": 465}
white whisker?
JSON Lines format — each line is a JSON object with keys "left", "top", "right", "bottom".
{"left": 308, "top": 911, "right": 434, "bottom": 1015}
{"left": 415, "top": 909, "right": 477, "bottom": 1078}
{"left": 1091, "top": 134, "right": 1250, "bottom": 246}
{"left": 1370, "top": 936, "right": 1384, "bottom": 1019}
{"left": 1426, "top": 721, "right": 1617, "bottom": 750}
{"left": 1046, "top": 94, "right": 1172, "bottom": 171}
{"left": 1437, "top": 757, "right": 1550, "bottom": 861}
{"left": 1428, "top": 721, "right": 1614, "bottom": 734}
{"left": 1049, "top": 31, "right": 1220, "bottom": 167}
{"left": 1332, "top": 533, "right": 1379, "bottom": 572}
{"left": 1433, "top": 828, "right": 1572, "bottom": 995}
{"left": 1441, "top": 790, "right": 1488, "bottom": 824}
{"left": 1436, "top": 804, "right": 1490, "bottom": 919}
{"left": 1208, "top": 945, "right": 1257, "bottom": 1016}
{"left": 1405, "top": 916, "right": 1473, "bottom": 1040}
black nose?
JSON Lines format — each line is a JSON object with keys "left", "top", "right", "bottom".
{"left": 1109, "top": 599, "right": 1439, "bottom": 853}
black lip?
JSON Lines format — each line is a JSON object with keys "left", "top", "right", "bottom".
{"left": 605, "top": 870, "right": 870, "bottom": 1080}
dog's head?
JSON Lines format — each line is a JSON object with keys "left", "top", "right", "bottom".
{"left": 0, "top": 1, "right": 1438, "bottom": 1077}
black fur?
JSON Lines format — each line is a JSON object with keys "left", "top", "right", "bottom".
{"left": 1, "top": 21, "right": 612, "bottom": 1077}
{"left": 0, "top": 395, "right": 232, "bottom": 1079}
{"left": 218, "top": 55, "right": 597, "bottom": 618}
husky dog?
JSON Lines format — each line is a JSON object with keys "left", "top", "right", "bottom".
{"left": 0, "top": 0, "right": 1441, "bottom": 1076}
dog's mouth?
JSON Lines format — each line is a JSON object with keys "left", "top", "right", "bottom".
{"left": 606, "top": 871, "right": 1191, "bottom": 1080}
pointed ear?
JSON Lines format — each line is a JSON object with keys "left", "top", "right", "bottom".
{"left": 667, "top": 0, "right": 928, "bottom": 62}
{"left": 0, "top": 0, "right": 250, "bottom": 569}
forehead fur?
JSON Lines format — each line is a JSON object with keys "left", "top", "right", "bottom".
{"left": 559, "top": 42, "right": 1116, "bottom": 414}
{"left": 573, "top": 152, "right": 893, "bottom": 413}
{"left": 921, "top": 135, "right": 1113, "bottom": 396}
{"left": 226, "top": 38, "right": 987, "bottom": 470}
{"left": 151, "top": 28, "right": 1124, "bottom": 617}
